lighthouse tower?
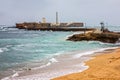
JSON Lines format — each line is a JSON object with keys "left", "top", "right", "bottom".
{"left": 42, "top": 17, "right": 46, "bottom": 23}
{"left": 56, "top": 12, "right": 59, "bottom": 26}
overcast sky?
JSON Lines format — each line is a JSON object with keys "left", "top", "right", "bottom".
{"left": 0, "top": 0, "right": 120, "bottom": 26}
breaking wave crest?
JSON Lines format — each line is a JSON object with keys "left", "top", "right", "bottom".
{"left": 1, "top": 71, "right": 19, "bottom": 80}
{"left": 0, "top": 47, "right": 9, "bottom": 54}
{"left": 73, "top": 47, "right": 118, "bottom": 59}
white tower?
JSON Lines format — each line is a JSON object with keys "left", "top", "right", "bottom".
{"left": 42, "top": 17, "right": 46, "bottom": 23}
{"left": 56, "top": 12, "right": 59, "bottom": 26}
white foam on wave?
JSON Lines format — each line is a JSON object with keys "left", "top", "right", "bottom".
{"left": 1, "top": 72, "right": 19, "bottom": 80}
{"left": 0, "top": 47, "right": 9, "bottom": 53}
{"left": 54, "top": 51, "right": 65, "bottom": 56}
{"left": 72, "top": 31, "right": 83, "bottom": 35}
{"left": 88, "top": 41, "right": 110, "bottom": 45}
{"left": 0, "top": 48, "right": 3, "bottom": 53}
{"left": 11, "top": 72, "right": 19, "bottom": 78}
{"left": 7, "top": 63, "right": 89, "bottom": 80}
{"left": 73, "top": 47, "right": 119, "bottom": 59}
{"left": 39, "top": 62, "right": 51, "bottom": 69}
{"left": 115, "top": 42, "right": 120, "bottom": 46}
{"left": 88, "top": 41, "right": 101, "bottom": 44}
{"left": 65, "top": 31, "right": 83, "bottom": 39}
{"left": 3, "top": 47, "right": 9, "bottom": 51}
{"left": 49, "top": 58, "right": 58, "bottom": 63}
{"left": 29, "top": 62, "right": 51, "bottom": 70}
{"left": 88, "top": 40, "right": 120, "bottom": 46}
{"left": 40, "top": 58, "right": 58, "bottom": 68}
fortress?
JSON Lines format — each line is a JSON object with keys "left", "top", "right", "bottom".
{"left": 16, "top": 12, "right": 84, "bottom": 30}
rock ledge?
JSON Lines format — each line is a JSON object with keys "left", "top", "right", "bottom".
{"left": 67, "top": 32, "right": 120, "bottom": 43}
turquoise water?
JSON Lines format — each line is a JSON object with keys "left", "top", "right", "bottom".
{"left": 0, "top": 26, "right": 120, "bottom": 78}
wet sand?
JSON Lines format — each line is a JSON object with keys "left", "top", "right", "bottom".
{"left": 52, "top": 48, "right": 120, "bottom": 80}
{"left": 3, "top": 51, "right": 91, "bottom": 80}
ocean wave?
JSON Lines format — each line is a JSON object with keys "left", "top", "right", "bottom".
{"left": 40, "top": 58, "right": 58, "bottom": 68}
{"left": 12, "top": 44, "right": 45, "bottom": 53}
{"left": 49, "top": 58, "right": 58, "bottom": 63}
{"left": 73, "top": 47, "right": 119, "bottom": 59}
{"left": 54, "top": 51, "right": 65, "bottom": 56}
{"left": 88, "top": 41, "right": 101, "bottom": 44}
{"left": 1, "top": 71, "right": 19, "bottom": 80}
{"left": 32, "top": 58, "right": 58, "bottom": 70}
{"left": 0, "top": 47, "right": 9, "bottom": 53}
{"left": 88, "top": 41, "right": 109, "bottom": 45}
{"left": 0, "top": 28, "right": 8, "bottom": 31}
{"left": 3, "top": 47, "right": 9, "bottom": 51}
{"left": 0, "top": 48, "right": 3, "bottom": 53}
{"left": 88, "top": 41, "right": 120, "bottom": 47}
{"left": 115, "top": 42, "right": 120, "bottom": 46}
{"left": 39, "top": 62, "right": 51, "bottom": 69}
{"left": 65, "top": 31, "right": 83, "bottom": 39}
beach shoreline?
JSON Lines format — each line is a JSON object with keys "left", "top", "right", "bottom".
{"left": 52, "top": 48, "right": 120, "bottom": 80}
{"left": 1, "top": 47, "right": 119, "bottom": 80}
{"left": 1, "top": 50, "right": 90, "bottom": 80}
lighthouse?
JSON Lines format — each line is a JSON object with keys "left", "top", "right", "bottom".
{"left": 56, "top": 12, "right": 59, "bottom": 26}
{"left": 42, "top": 17, "right": 46, "bottom": 23}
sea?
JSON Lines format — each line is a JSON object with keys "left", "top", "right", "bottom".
{"left": 0, "top": 26, "right": 120, "bottom": 80}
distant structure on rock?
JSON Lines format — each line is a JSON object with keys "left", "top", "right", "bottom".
{"left": 56, "top": 12, "right": 59, "bottom": 26}
{"left": 100, "top": 22, "right": 110, "bottom": 32}
{"left": 100, "top": 22, "right": 105, "bottom": 32}
{"left": 42, "top": 17, "right": 46, "bottom": 23}
{"left": 16, "top": 12, "right": 84, "bottom": 29}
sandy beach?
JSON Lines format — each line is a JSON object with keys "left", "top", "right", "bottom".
{"left": 52, "top": 48, "right": 120, "bottom": 80}
{"left": 1, "top": 48, "right": 119, "bottom": 80}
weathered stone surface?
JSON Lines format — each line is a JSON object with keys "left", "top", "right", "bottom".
{"left": 67, "top": 32, "right": 120, "bottom": 43}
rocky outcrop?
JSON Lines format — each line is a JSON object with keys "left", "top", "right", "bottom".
{"left": 67, "top": 32, "right": 120, "bottom": 43}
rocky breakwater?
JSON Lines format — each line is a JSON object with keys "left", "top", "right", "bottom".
{"left": 67, "top": 31, "right": 120, "bottom": 43}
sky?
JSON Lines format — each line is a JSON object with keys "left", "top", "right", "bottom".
{"left": 0, "top": 0, "right": 120, "bottom": 26}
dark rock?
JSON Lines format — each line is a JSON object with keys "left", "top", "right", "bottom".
{"left": 67, "top": 32, "right": 120, "bottom": 43}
